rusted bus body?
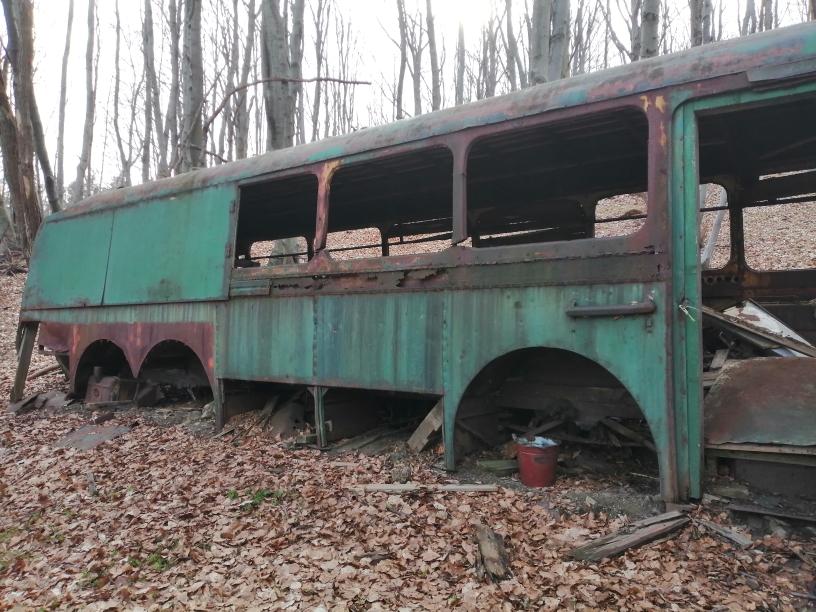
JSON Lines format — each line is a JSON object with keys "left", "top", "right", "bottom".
{"left": 15, "top": 24, "right": 816, "bottom": 502}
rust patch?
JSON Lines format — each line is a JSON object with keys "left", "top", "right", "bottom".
{"left": 67, "top": 322, "right": 216, "bottom": 393}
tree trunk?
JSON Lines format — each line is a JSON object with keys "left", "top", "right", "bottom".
{"left": 181, "top": 0, "right": 204, "bottom": 170}
{"left": 810, "top": 0, "right": 815, "bottom": 21}
{"left": 56, "top": 0, "right": 74, "bottom": 202}
{"left": 260, "top": 0, "right": 291, "bottom": 149}
{"left": 289, "top": 0, "right": 306, "bottom": 145}
{"left": 548, "top": 0, "right": 570, "bottom": 81}
{"left": 689, "top": 0, "right": 704, "bottom": 46}
{"left": 71, "top": 0, "right": 96, "bottom": 203}
{"left": 741, "top": 0, "right": 757, "bottom": 35}
{"left": 310, "top": 0, "right": 327, "bottom": 141}
{"left": 426, "top": 0, "right": 441, "bottom": 110}
{"left": 236, "top": 0, "right": 257, "bottom": 158}
{"left": 505, "top": 0, "right": 517, "bottom": 90}
{"left": 395, "top": 0, "right": 408, "bottom": 119}
{"left": 455, "top": 23, "right": 466, "bottom": 105}
{"left": 640, "top": 0, "right": 659, "bottom": 58}
{"left": 0, "top": 0, "right": 42, "bottom": 254}
{"left": 166, "top": 0, "right": 181, "bottom": 173}
{"left": 144, "top": 0, "right": 168, "bottom": 177}
{"left": 530, "top": 0, "right": 551, "bottom": 84}
{"left": 113, "top": 0, "right": 132, "bottom": 187}
{"left": 759, "top": 0, "right": 774, "bottom": 30}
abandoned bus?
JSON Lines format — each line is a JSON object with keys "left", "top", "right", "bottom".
{"left": 13, "top": 23, "right": 816, "bottom": 502}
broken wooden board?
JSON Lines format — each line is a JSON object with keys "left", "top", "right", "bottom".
{"left": 600, "top": 417, "right": 656, "bottom": 452}
{"left": 476, "top": 459, "right": 519, "bottom": 476}
{"left": 569, "top": 511, "right": 690, "bottom": 561}
{"left": 55, "top": 424, "right": 131, "bottom": 450}
{"left": 9, "top": 390, "right": 68, "bottom": 416}
{"left": 348, "top": 483, "right": 498, "bottom": 494}
{"left": 474, "top": 524, "right": 510, "bottom": 581}
{"left": 693, "top": 518, "right": 752, "bottom": 548}
{"left": 407, "top": 399, "right": 444, "bottom": 452}
{"left": 729, "top": 503, "right": 816, "bottom": 524}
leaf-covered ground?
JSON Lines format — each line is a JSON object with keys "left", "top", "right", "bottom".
{"left": 1, "top": 274, "right": 815, "bottom": 610}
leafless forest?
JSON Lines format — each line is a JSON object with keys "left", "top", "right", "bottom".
{"left": 0, "top": 0, "right": 814, "bottom": 258}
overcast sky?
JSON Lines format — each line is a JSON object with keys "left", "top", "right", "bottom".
{"left": 27, "top": 0, "right": 811, "bottom": 188}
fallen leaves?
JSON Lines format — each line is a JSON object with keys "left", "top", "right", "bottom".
{"left": 1, "top": 275, "right": 815, "bottom": 609}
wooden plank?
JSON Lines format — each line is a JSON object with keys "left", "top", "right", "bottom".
{"left": 407, "top": 399, "right": 444, "bottom": 452}
{"left": 570, "top": 514, "right": 690, "bottom": 561}
{"left": 694, "top": 518, "right": 752, "bottom": 548}
{"left": 474, "top": 524, "right": 510, "bottom": 581}
{"left": 709, "top": 348, "right": 729, "bottom": 371}
{"left": 11, "top": 322, "right": 38, "bottom": 403}
{"left": 729, "top": 503, "right": 816, "bottom": 524}
{"left": 600, "top": 417, "right": 657, "bottom": 452}
{"left": 706, "top": 443, "right": 816, "bottom": 456}
{"left": 348, "top": 483, "right": 498, "bottom": 493}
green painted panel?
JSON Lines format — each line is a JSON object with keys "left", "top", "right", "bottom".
{"left": 103, "top": 185, "right": 233, "bottom": 305}
{"left": 219, "top": 296, "right": 314, "bottom": 382}
{"left": 442, "top": 283, "right": 671, "bottom": 485}
{"left": 23, "top": 212, "right": 113, "bottom": 310}
{"left": 315, "top": 293, "right": 444, "bottom": 393}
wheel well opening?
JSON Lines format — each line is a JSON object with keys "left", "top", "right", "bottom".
{"left": 138, "top": 340, "right": 212, "bottom": 403}
{"left": 455, "top": 347, "right": 659, "bottom": 490}
{"left": 74, "top": 340, "right": 133, "bottom": 397}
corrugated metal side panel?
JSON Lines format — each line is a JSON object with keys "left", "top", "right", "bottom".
{"left": 30, "top": 302, "right": 216, "bottom": 325}
{"left": 22, "top": 212, "right": 114, "bottom": 310}
{"left": 445, "top": 282, "right": 669, "bottom": 442}
{"left": 219, "top": 296, "right": 314, "bottom": 382}
{"left": 314, "top": 293, "right": 444, "bottom": 393}
{"left": 103, "top": 185, "right": 233, "bottom": 305}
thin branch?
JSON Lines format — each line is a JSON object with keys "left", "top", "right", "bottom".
{"left": 202, "top": 75, "right": 371, "bottom": 138}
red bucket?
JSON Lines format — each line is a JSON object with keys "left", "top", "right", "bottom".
{"left": 516, "top": 442, "right": 559, "bottom": 487}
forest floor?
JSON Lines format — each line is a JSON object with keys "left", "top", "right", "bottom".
{"left": 1, "top": 275, "right": 816, "bottom": 609}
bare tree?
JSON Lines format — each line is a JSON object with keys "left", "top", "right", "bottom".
{"left": 504, "top": 0, "right": 527, "bottom": 91}
{"left": 310, "top": 0, "right": 329, "bottom": 140}
{"left": 741, "top": 0, "right": 758, "bottom": 35}
{"left": 477, "top": 16, "right": 499, "bottom": 98}
{"left": 181, "top": 0, "right": 204, "bottom": 170}
{"left": 56, "top": 0, "right": 73, "bottom": 201}
{"left": 810, "top": 0, "right": 816, "bottom": 20}
{"left": 529, "top": 0, "right": 551, "bottom": 84}
{"left": 395, "top": 0, "right": 408, "bottom": 119}
{"left": 641, "top": 0, "right": 660, "bottom": 58}
{"left": 70, "top": 0, "right": 97, "bottom": 203}
{"left": 166, "top": 0, "right": 182, "bottom": 173}
{"left": 426, "top": 0, "right": 441, "bottom": 110}
{"left": 689, "top": 0, "right": 704, "bottom": 46}
{"left": 548, "top": 0, "right": 570, "bottom": 80}
{"left": 455, "top": 23, "right": 466, "bottom": 104}
{"left": 236, "top": 0, "right": 258, "bottom": 158}
{"left": 0, "top": 0, "right": 43, "bottom": 254}
{"left": 758, "top": 0, "right": 774, "bottom": 31}
{"left": 260, "top": 0, "right": 291, "bottom": 149}
{"left": 144, "top": 0, "right": 169, "bottom": 177}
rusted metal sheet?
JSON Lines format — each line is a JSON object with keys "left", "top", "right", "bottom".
{"left": 705, "top": 358, "right": 816, "bottom": 446}
{"left": 65, "top": 321, "right": 216, "bottom": 393}
{"left": 85, "top": 375, "right": 137, "bottom": 404}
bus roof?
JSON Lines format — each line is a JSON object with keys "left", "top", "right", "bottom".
{"left": 59, "top": 22, "right": 816, "bottom": 220}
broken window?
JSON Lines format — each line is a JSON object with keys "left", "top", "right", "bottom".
{"left": 234, "top": 173, "right": 318, "bottom": 267}
{"left": 743, "top": 172, "right": 816, "bottom": 271}
{"left": 465, "top": 108, "right": 649, "bottom": 247}
{"left": 697, "top": 96, "right": 816, "bottom": 272}
{"left": 699, "top": 184, "right": 731, "bottom": 270}
{"left": 326, "top": 147, "right": 454, "bottom": 259}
